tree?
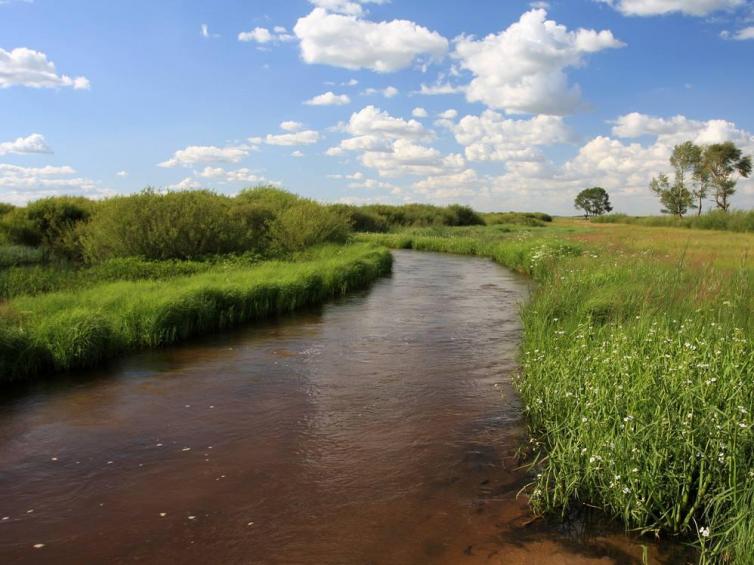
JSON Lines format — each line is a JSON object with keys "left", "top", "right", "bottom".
{"left": 670, "top": 141, "right": 708, "bottom": 216}
{"left": 650, "top": 173, "right": 694, "bottom": 218}
{"left": 574, "top": 187, "right": 612, "bottom": 219}
{"left": 702, "top": 142, "right": 752, "bottom": 211}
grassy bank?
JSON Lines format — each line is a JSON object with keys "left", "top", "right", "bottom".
{"left": 0, "top": 243, "right": 391, "bottom": 382}
{"left": 361, "top": 224, "right": 754, "bottom": 562}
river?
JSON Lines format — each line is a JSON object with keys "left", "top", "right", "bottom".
{"left": 0, "top": 251, "right": 684, "bottom": 564}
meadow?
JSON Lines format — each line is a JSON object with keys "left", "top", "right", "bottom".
{"left": 361, "top": 219, "right": 754, "bottom": 563}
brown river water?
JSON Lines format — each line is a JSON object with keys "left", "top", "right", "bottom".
{"left": 0, "top": 251, "right": 689, "bottom": 564}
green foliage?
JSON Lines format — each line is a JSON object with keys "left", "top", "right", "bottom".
{"left": 269, "top": 200, "right": 351, "bottom": 252}
{"left": 358, "top": 203, "right": 484, "bottom": 229}
{"left": 574, "top": 187, "right": 612, "bottom": 218}
{"left": 330, "top": 204, "right": 390, "bottom": 233}
{"left": 235, "top": 185, "right": 302, "bottom": 212}
{"left": 0, "top": 245, "right": 47, "bottom": 269}
{"left": 80, "top": 189, "right": 249, "bottom": 261}
{"left": 650, "top": 172, "right": 695, "bottom": 217}
{"left": 0, "top": 244, "right": 391, "bottom": 381}
{"left": 0, "top": 197, "right": 93, "bottom": 258}
{"left": 484, "top": 212, "right": 552, "bottom": 227}
{"left": 704, "top": 142, "right": 753, "bottom": 212}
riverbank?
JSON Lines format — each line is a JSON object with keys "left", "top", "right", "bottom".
{"left": 0, "top": 243, "right": 392, "bottom": 383}
{"left": 361, "top": 223, "right": 754, "bottom": 562}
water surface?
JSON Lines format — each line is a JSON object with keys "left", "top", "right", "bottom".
{"left": 0, "top": 251, "right": 684, "bottom": 563}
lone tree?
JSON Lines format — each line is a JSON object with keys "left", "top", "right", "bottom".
{"left": 649, "top": 173, "right": 694, "bottom": 218}
{"left": 702, "top": 142, "right": 752, "bottom": 212}
{"left": 574, "top": 187, "right": 612, "bottom": 219}
{"left": 671, "top": 141, "right": 708, "bottom": 215}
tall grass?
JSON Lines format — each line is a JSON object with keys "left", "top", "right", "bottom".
{"left": 0, "top": 244, "right": 391, "bottom": 382}
{"left": 362, "top": 227, "right": 754, "bottom": 562}
{"left": 593, "top": 210, "right": 754, "bottom": 233}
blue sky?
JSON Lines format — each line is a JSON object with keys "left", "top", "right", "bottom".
{"left": 1, "top": 0, "right": 753, "bottom": 214}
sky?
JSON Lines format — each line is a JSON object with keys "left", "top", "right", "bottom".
{"left": 1, "top": 0, "right": 753, "bottom": 215}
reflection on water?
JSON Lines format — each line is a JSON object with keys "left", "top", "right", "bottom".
{"left": 0, "top": 251, "right": 687, "bottom": 564}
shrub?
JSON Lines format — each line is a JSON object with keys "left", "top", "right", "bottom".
{"left": 0, "top": 197, "right": 94, "bottom": 258}
{"left": 269, "top": 201, "right": 351, "bottom": 252}
{"left": 80, "top": 189, "right": 247, "bottom": 261}
{"left": 235, "top": 186, "right": 301, "bottom": 212}
{"left": 329, "top": 204, "right": 389, "bottom": 233}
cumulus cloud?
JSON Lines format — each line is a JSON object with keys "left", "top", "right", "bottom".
{"left": 238, "top": 26, "right": 294, "bottom": 43}
{"left": 450, "top": 110, "right": 572, "bottom": 161}
{"left": 452, "top": 9, "right": 624, "bottom": 115}
{"left": 412, "top": 107, "right": 429, "bottom": 118}
{"left": 0, "top": 133, "right": 52, "bottom": 155}
{"left": 414, "top": 168, "right": 480, "bottom": 199}
{"left": 595, "top": 0, "right": 745, "bottom": 16}
{"left": 263, "top": 130, "right": 320, "bottom": 146}
{"left": 158, "top": 145, "right": 250, "bottom": 168}
{"left": 116, "top": 170, "right": 128, "bottom": 177}
{"left": 280, "top": 120, "right": 304, "bottom": 132}
{"left": 304, "top": 91, "right": 351, "bottom": 105}
{"left": 293, "top": 7, "right": 448, "bottom": 72}
{"left": 481, "top": 112, "right": 754, "bottom": 213}
{"left": 197, "top": 166, "right": 266, "bottom": 183}
{"left": 0, "top": 47, "right": 90, "bottom": 89}
{"left": 0, "top": 163, "right": 110, "bottom": 205}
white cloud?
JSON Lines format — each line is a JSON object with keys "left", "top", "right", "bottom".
{"left": 596, "top": 0, "right": 745, "bottom": 16}
{"left": 416, "top": 82, "right": 466, "bottom": 96}
{"left": 293, "top": 7, "right": 448, "bottom": 72}
{"left": 168, "top": 177, "right": 204, "bottom": 191}
{"left": 450, "top": 110, "right": 572, "bottom": 161}
{"left": 0, "top": 47, "right": 90, "bottom": 89}
{"left": 452, "top": 9, "right": 624, "bottom": 115}
{"left": 280, "top": 120, "right": 304, "bottom": 131}
{"left": 116, "top": 170, "right": 128, "bottom": 177}
{"left": 200, "top": 24, "right": 219, "bottom": 38}
{"left": 721, "top": 26, "right": 754, "bottom": 40}
{"left": 414, "top": 168, "right": 479, "bottom": 199}
{"left": 363, "top": 85, "right": 399, "bottom": 98}
{"left": 263, "top": 130, "right": 320, "bottom": 145}
{"left": 291, "top": 150, "right": 305, "bottom": 157}
{"left": 238, "top": 26, "right": 294, "bottom": 43}
{"left": 0, "top": 163, "right": 110, "bottom": 205}
{"left": 304, "top": 91, "right": 351, "bottom": 105}
{"left": 412, "top": 107, "right": 429, "bottom": 118}
{"left": 158, "top": 145, "right": 250, "bottom": 168}
{"left": 198, "top": 166, "right": 265, "bottom": 183}
{"left": 345, "top": 105, "right": 427, "bottom": 139}
{"left": 0, "top": 133, "right": 51, "bottom": 155}
{"left": 438, "top": 109, "right": 458, "bottom": 119}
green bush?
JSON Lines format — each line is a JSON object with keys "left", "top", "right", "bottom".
{"left": 0, "top": 197, "right": 93, "bottom": 258}
{"left": 270, "top": 201, "right": 351, "bottom": 252}
{"left": 80, "top": 189, "right": 248, "bottom": 261}
{"left": 235, "top": 186, "right": 301, "bottom": 212}
{"left": 483, "top": 212, "right": 552, "bottom": 227}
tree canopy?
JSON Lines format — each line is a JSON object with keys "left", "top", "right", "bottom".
{"left": 574, "top": 187, "right": 613, "bottom": 218}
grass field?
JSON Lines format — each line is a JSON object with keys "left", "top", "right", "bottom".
{"left": 0, "top": 243, "right": 391, "bottom": 382}
{"left": 361, "top": 220, "right": 754, "bottom": 563}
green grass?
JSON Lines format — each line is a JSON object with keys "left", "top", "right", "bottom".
{"left": 0, "top": 243, "right": 391, "bottom": 382}
{"left": 592, "top": 210, "right": 754, "bottom": 233}
{"left": 0, "top": 255, "right": 265, "bottom": 300}
{"left": 0, "top": 244, "right": 47, "bottom": 268}
{"left": 362, "top": 226, "right": 754, "bottom": 563}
